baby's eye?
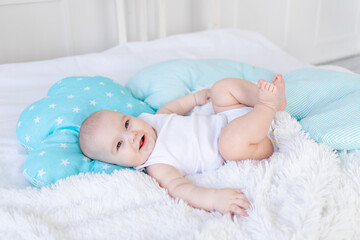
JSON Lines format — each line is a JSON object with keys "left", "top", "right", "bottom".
{"left": 125, "top": 120, "right": 129, "bottom": 129}
{"left": 116, "top": 141, "right": 122, "bottom": 150}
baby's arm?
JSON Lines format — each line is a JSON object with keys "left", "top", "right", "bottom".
{"left": 146, "top": 164, "right": 251, "bottom": 217}
{"left": 157, "top": 89, "right": 210, "bottom": 115}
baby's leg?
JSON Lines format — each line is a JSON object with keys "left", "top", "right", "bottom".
{"left": 211, "top": 78, "right": 258, "bottom": 113}
{"left": 216, "top": 77, "right": 286, "bottom": 161}
{"left": 211, "top": 75, "right": 286, "bottom": 114}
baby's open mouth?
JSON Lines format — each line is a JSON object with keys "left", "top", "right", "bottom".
{"left": 139, "top": 135, "right": 145, "bottom": 150}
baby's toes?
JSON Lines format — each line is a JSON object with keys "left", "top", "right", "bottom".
{"left": 272, "top": 74, "right": 280, "bottom": 83}
{"left": 270, "top": 84, "right": 277, "bottom": 92}
{"left": 265, "top": 82, "right": 272, "bottom": 91}
{"left": 257, "top": 79, "right": 265, "bottom": 88}
{"left": 260, "top": 81, "right": 268, "bottom": 90}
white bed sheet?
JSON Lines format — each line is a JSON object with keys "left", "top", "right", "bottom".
{"left": 0, "top": 28, "right": 352, "bottom": 189}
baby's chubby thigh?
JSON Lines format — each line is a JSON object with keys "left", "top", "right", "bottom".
{"left": 217, "top": 119, "right": 274, "bottom": 161}
{"left": 210, "top": 78, "right": 250, "bottom": 114}
{"left": 218, "top": 130, "right": 274, "bottom": 161}
{"left": 217, "top": 122, "right": 249, "bottom": 161}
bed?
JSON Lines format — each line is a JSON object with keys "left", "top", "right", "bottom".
{"left": 1, "top": 25, "right": 359, "bottom": 239}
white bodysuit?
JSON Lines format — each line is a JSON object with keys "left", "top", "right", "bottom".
{"left": 135, "top": 107, "right": 253, "bottom": 175}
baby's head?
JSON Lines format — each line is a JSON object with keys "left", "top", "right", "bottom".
{"left": 79, "top": 110, "right": 157, "bottom": 167}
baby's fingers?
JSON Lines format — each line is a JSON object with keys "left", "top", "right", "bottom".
{"left": 234, "top": 190, "right": 251, "bottom": 208}
{"left": 203, "top": 89, "right": 211, "bottom": 102}
{"left": 234, "top": 198, "right": 251, "bottom": 209}
{"left": 229, "top": 204, "right": 249, "bottom": 217}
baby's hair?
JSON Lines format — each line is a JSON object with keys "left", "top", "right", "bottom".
{"left": 78, "top": 111, "right": 104, "bottom": 157}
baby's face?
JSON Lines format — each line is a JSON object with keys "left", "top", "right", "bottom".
{"left": 89, "top": 111, "right": 157, "bottom": 167}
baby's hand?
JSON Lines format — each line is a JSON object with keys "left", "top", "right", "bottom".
{"left": 193, "top": 89, "right": 211, "bottom": 106}
{"left": 213, "top": 188, "right": 251, "bottom": 217}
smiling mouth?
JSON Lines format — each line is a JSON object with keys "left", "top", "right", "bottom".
{"left": 139, "top": 135, "right": 145, "bottom": 150}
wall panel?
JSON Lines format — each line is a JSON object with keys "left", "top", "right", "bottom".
{"left": 0, "top": 0, "right": 359, "bottom": 64}
{"left": 0, "top": 1, "right": 70, "bottom": 63}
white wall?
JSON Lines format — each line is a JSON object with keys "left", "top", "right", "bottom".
{"left": 0, "top": 0, "right": 359, "bottom": 64}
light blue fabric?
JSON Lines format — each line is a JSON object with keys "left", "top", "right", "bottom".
{"left": 284, "top": 68, "right": 360, "bottom": 150}
{"left": 126, "top": 59, "right": 360, "bottom": 150}
{"left": 17, "top": 76, "right": 154, "bottom": 187}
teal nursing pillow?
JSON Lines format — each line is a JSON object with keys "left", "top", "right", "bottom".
{"left": 17, "top": 76, "right": 154, "bottom": 187}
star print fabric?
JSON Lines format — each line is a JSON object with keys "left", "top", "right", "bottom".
{"left": 16, "top": 76, "right": 154, "bottom": 187}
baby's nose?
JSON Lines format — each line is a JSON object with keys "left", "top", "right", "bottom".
{"left": 128, "top": 131, "right": 138, "bottom": 143}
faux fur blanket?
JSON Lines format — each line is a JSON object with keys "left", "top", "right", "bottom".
{"left": 1, "top": 112, "right": 359, "bottom": 239}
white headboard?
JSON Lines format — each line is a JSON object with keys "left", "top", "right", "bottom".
{"left": 0, "top": 0, "right": 359, "bottom": 64}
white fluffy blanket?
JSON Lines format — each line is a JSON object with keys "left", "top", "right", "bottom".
{"left": 1, "top": 112, "right": 359, "bottom": 239}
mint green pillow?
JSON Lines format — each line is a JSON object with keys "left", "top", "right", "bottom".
{"left": 17, "top": 76, "right": 155, "bottom": 187}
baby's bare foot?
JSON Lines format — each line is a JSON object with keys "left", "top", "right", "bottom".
{"left": 257, "top": 79, "right": 282, "bottom": 111}
{"left": 272, "top": 74, "right": 287, "bottom": 111}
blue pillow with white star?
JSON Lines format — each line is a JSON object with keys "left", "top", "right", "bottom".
{"left": 16, "top": 76, "right": 155, "bottom": 187}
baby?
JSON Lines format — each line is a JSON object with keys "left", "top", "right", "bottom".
{"left": 79, "top": 74, "right": 286, "bottom": 217}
